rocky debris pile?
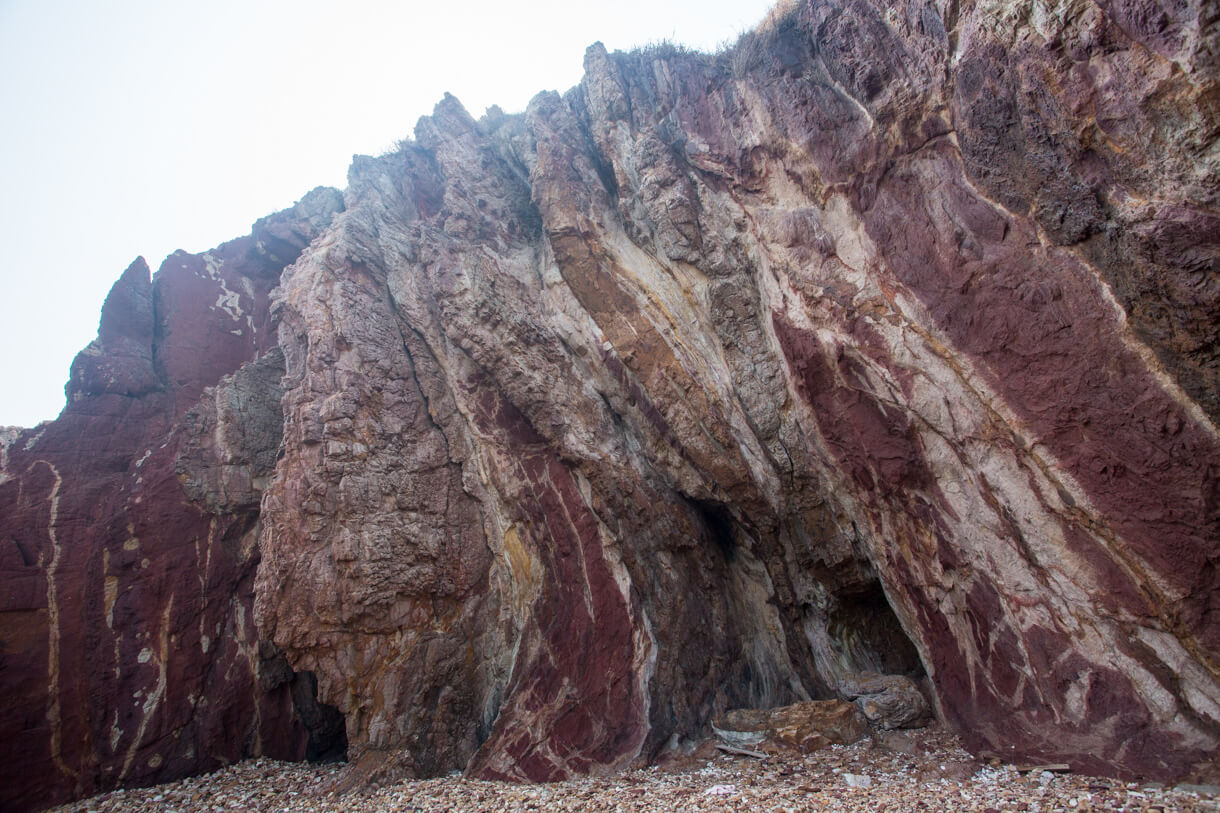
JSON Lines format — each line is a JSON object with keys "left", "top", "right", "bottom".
{"left": 49, "top": 727, "right": 1218, "bottom": 812}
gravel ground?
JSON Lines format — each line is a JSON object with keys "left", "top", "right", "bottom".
{"left": 51, "top": 727, "right": 1218, "bottom": 812}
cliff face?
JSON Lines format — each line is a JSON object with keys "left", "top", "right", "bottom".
{"left": 0, "top": 189, "right": 346, "bottom": 812}
{"left": 2, "top": 0, "right": 1218, "bottom": 808}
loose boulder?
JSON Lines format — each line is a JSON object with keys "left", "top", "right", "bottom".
{"left": 713, "top": 700, "right": 870, "bottom": 752}
{"left": 840, "top": 673, "right": 933, "bottom": 730}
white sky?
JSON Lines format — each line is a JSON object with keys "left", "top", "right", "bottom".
{"left": 0, "top": 0, "right": 776, "bottom": 428}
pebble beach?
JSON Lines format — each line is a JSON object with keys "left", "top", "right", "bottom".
{"left": 50, "top": 727, "right": 1218, "bottom": 812}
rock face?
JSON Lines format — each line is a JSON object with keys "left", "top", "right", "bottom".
{"left": 0, "top": 189, "right": 345, "bottom": 812}
{"left": 3, "top": 0, "right": 1219, "bottom": 808}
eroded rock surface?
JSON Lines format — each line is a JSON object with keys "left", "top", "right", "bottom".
{"left": 3, "top": 0, "right": 1219, "bottom": 808}
{"left": 0, "top": 189, "right": 344, "bottom": 812}
{"left": 256, "top": 0, "right": 1218, "bottom": 786}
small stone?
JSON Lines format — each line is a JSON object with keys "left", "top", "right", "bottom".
{"left": 875, "top": 729, "right": 920, "bottom": 755}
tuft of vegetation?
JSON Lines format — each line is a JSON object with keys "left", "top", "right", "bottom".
{"left": 720, "top": 0, "right": 805, "bottom": 80}
{"left": 635, "top": 38, "right": 701, "bottom": 61}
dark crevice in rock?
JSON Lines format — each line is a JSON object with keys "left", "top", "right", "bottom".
{"left": 829, "top": 581, "right": 926, "bottom": 681}
{"left": 691, "top": 498, "right": 738, "bottom": 562}
{"left": 569, "top": 85, "right": 622, "bottom": 206}
{"left": 290, "top": 672, "right": 348, "bottom": 764}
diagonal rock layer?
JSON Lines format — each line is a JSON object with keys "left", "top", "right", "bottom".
{"left": 2, "top": 0, "right": 1218, "bottom": 808}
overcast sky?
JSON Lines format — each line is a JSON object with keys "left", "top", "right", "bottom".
{"left": 0, "top": 0, "right": 777, "bottom": 428}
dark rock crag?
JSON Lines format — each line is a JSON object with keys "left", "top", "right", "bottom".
{"left": 2, "top": 0, "right": 1218, "bottom": 808}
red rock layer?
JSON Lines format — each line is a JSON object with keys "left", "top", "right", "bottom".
{"left": 4, "top": 0, "right": 1219, "bottom": 807}
{"left": 257, "top": 0, "right": 1218, "bottom": 785}
{"left": 0, "top": 189, "right": 344, "bottom": 812}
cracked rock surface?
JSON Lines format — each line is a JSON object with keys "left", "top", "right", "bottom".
{"left": 3, "top": 0, "right": 1219, "bottom": 809}
{"left": 0, "top": 189, "right": 345, "bottom": 812}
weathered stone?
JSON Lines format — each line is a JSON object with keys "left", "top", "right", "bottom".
{"left": 176, "top": 347, "right": 287, "bottom": 512}
{"left": 714, "top": 701, "right": 870, "bottom": 752}
{"left": 873, "top": 728, "right": 922, "bottom": 756}
{"left": 66, "top": 257, "right": 159, "bottom": 401}
{"left": 255, "top": 0, "right": 1219, "bottom": 778}
{"left": 0, "top": 190, "right": 343, "bottom": 813}
{"left": 840, "top": 673, "right": 932, "bottom": 730}
{"left": 3, "top": 0, "right": 1220, "bottom": 808}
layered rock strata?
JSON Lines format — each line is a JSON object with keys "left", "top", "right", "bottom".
{"left": 257, "top": 0, "right": 1220, "bottom": 784}
{"left": 2, "top": 0, "right": 1218, "bottom": 808}
{"left": 0, "top": 189, "right": 345, "bottom": 812}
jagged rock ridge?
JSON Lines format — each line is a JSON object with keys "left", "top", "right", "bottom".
{"left": 0, "top": 189, "right": 347, "bottom": 812}
{"left": 2, "top": 0, "right": 1218, "bottom": 809}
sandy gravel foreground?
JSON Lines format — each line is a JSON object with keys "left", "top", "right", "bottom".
{"left": 50, "top": 728, "right": 1218, "bottom": 812}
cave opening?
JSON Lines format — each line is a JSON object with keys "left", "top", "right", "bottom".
{"left": 692, "top": 499, "right": 737, "bottom": 562}
{"left": 290, "top": 671, "right": 348, "bottom": 764}
{"left": 828, "top": 580, "right": 925, "bottom": 680}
